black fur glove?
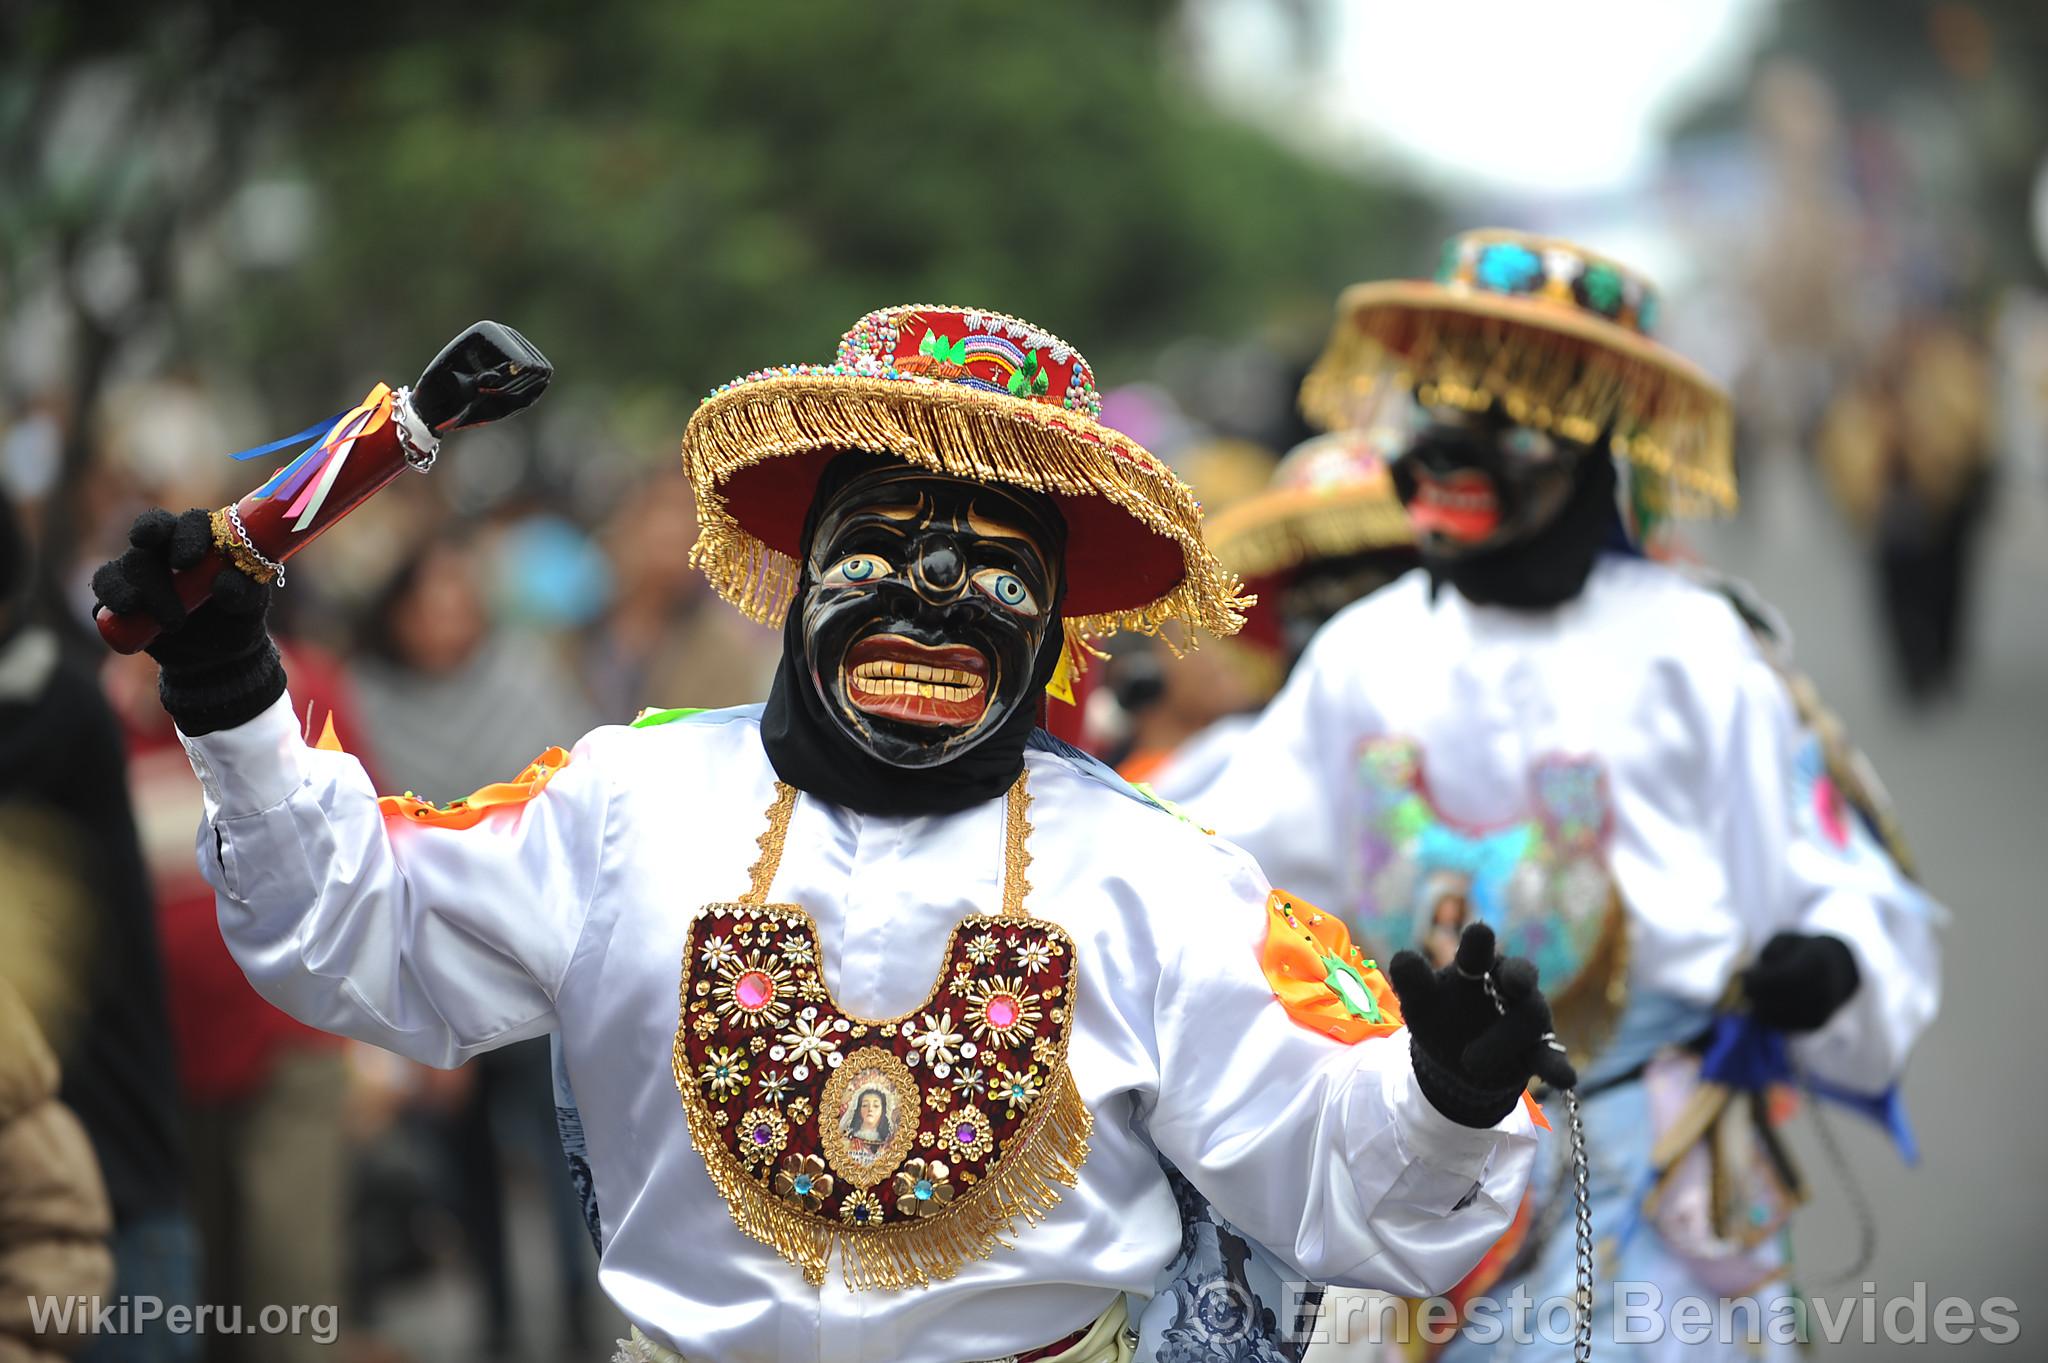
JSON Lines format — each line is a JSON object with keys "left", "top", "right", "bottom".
{"left": 1742, "top": 931, "right": 1861, "bottom": 1032}
{"left": 1389, "top": 923, "right": 1578, "bottom": 1128}
{"left": 89, "top": 508, "right": 283, "bottom": 736}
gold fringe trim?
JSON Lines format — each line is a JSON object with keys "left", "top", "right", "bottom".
{"left": 744, "top": 783, "right": 799, "bottom": 904}
{"left": 670, "top": 1027, "right": 1092, "bottom": 1290}
{"left": 1205, "top": 491, "right": 1414, "bottom": 584}
{"left": 1300, "top": 301, "right": 1737, "bottom": 517}
{"left": 1000, "top": 771, "right": 1033, "bottom": 919}
{"left": 682, "top": 377, "right": 1250, "bottom": 643}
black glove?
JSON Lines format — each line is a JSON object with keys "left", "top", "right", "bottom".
{"left": 410, "top": 321, "right": 553, "bottom": 433}
{"left": 1389, "top": 923, "right": 1578, "bottom": 1128}
{"left": 89, "top": 508, "right": 283, "bottom": 736}
{"left": 1742, "top": 931, "right": 1861, "bottom": 1032}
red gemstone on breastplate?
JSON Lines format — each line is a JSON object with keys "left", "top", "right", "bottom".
{"left": 986, "top": 995, "right": 1019, "bottom": 1028}
{"left": 736, "top": 971, "right": 773, "bottom": 1010}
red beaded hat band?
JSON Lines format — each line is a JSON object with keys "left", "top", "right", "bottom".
{"left": 683, "top": 304, "right": 1249, "bottom": 643}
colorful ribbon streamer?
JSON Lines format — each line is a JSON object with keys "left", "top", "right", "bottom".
{"left": 241, "top": 384, "right": 396, "bottom": 532}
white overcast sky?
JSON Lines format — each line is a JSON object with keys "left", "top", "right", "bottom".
{"left": 1190, "top": 0, "right": 1780, "bottom": 196}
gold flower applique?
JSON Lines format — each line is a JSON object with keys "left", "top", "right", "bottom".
{"left": 774, "top": 1154, "right": 833, "bottom": 1212}
{"left": 891, "top": 1159, "right": 955, "bottom": 1218}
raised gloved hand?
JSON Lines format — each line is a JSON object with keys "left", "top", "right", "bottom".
{"left": 409, "top": 321, "right": 552, "bottom": 434}
{"left": 1741, "top": 931, "right": 1861, "bottom": 1032}
{"left": 89, "top": 508, "right": 280, "bottom": 736}
{"left": 1389, "top": 923, "right": 1578, "bottom": 1128}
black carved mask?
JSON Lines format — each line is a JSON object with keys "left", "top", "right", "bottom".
{"left": 798, "top": 463, "right": 1064, "bottom": 770}
{"left": 1389, "top": 396, "right": 1593, "bottom": 561}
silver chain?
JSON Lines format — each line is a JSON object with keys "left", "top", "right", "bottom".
{"left": 1472, "top": 968, "right": 1594, "bottom": 1361}
{"left": 392, "top": 386, "right": 441, "bottom": 472}
{"left": 225, "top": 502, "right": 286, "bottom": 587}
{"left": 1562, "top": 1082, "right": 1594, "bottom": 1363}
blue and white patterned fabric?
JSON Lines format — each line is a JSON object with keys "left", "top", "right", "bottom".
{"left": 1133, "top": 1161, "right": 1324, "bottom": 1363}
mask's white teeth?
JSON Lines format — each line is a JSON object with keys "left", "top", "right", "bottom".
{"left": 848, "top": 667, "right": 987, "bottom": 700}
{"left": 849, "top": 660, "right": 985, "bottom": 693}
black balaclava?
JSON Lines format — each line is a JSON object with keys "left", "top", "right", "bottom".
{"left": 760, "top": 451, "right": 1069, "bottom": 817}
{"left": 1392, "top": 406, "right": 1622, "bottom": 611}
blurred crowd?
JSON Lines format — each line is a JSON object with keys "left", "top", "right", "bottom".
{"left": 1, "top": 416, "right": 788, "bottom": 1360}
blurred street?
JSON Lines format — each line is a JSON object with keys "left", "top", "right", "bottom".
{"left": 1697, "top": 456, "right": 2048, "bottom": 1353}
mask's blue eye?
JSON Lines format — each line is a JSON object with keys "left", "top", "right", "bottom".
{"left": 1500, "top": 427, "right": 1558, "bottom": 463}
{"left": 972, "top": 568, "right": 1038, "bottom": 614}
{"left": 823, "top": 553, "right": 891, "bottom": 585}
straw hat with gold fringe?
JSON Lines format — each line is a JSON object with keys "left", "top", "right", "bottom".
{"left": 1202, "top": 427, "right": 1413, "bottom": 587}
{"left": 1301, "top": 228, "right": 1736, "bottom": 517}
{"left": 683, "top": 304, "right": 1249, "bottom": 646}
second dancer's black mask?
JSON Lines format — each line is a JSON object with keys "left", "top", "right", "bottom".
{"left": 1389, "top": 394, "right": 1621, "bottom": 610}
{"left": 761, "top": 452, "right": 1068, "bottom": 814}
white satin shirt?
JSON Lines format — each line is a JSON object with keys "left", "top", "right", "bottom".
{"left": 1186, "top": 556, "right": 1942, "bottom": 1094}
{"left": 180, "top": 700, "right": 1537, "bottom": 1363}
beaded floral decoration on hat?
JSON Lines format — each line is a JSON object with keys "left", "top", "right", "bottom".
{"left": 1301, "top": 229, "right": 1736, "bottom": 516}
{"left": 683, "top": 304, "right": 1248, "bottom": 643}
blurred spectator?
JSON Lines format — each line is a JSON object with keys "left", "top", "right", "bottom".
{"left": 0, "top": 493, "right": 197, "bottom": 1363}
{"left": 103, "top": 640, "right": 360, "bottom": 1363}
{"left": 579, "top": 477, "right": 776, "bottom": 720}
{"left": 349, "top": 535, "right": 596, "bottom": 800}
{"left": 0, "top": 974, "right": 114, "bottom": 1363}
{"left": 1819, "top": 315, "right": 1996, "bottom": 703}
{"left": 345, "top": 533, "right": 601, "bottom": 1359}
{"left": 1086, "top": 437, "right": 1278, "bottom": 778}
{"left": 1095, "top": 627, "right": 1275, "bottom": 784}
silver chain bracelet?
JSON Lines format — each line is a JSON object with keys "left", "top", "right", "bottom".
{"left": 393, "top": 387, "right": 441, "bottom": 473}
{"left": 225, "top": 502, "right": 287, "bottom": 588}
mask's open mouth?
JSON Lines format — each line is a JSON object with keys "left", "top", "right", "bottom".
{"left": 1407, "top": 468, "right": 1502, "bottom": 542}
{"left": 844, "top": 634, "right": 991, "bottom": 728}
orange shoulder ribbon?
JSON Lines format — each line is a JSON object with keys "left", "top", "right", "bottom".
{"left": 376, "top": 748, "right": 573, "bottom": 831}
{"left": 1259, "top": 890, "right": 1403, "bottom": 1044}
{"left": 1259, "top": 891, "right": 1549, "bottom": 1129}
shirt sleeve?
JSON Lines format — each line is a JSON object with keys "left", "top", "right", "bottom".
{"left": 1188, "top": 624, "right": 1379, "bottom": 917}
{"left": 179, "top": 692, "right": 615, "bottom": 1068}
{"left": 1714, "top": 650, "right": 1944, "bottom": 1093}
{"left": 1140, "top": 836, "right": 1538, "bottom": 1296}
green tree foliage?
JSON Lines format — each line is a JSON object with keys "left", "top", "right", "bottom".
{"left": 216, "top": 0, "right": 1432, "bottom": 412}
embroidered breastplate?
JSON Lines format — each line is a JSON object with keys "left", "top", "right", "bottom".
{"left": 1355, "top": 737, "right": 1630, "bottom": 1059}
{"left": 673, "top": 773, "right": 1090, "bottom": 1290}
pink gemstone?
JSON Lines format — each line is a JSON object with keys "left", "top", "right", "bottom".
{"left": 735, "top": 971, "right": 772, "bottom": 1010}
{"left": 986, "top": 995, "right": 1019, "bottom": 1029}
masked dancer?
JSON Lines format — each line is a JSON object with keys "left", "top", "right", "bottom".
{"left": 1192, "top": 235, "right": 1943, "bottom": 1358}
{"left": 93, "top": 305, "right": 1582, "bottom": 1363}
